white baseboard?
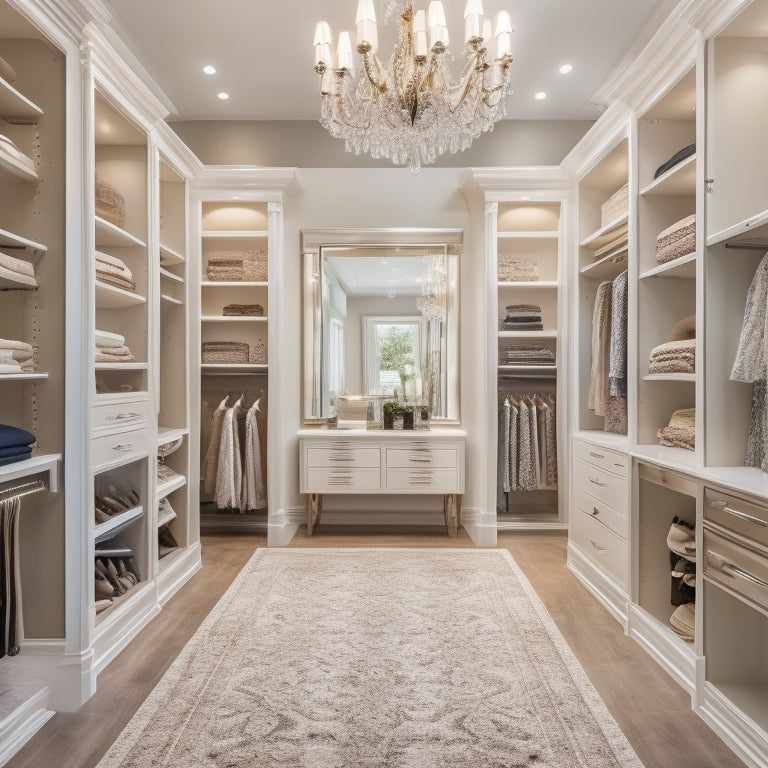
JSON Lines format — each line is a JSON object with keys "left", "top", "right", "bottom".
{"left": 156, "top": 544, "right": 202, "bottom": 606}
{"left": 0, "top": 686, "right": 54, "bottom": 767}
{"left": 461, "top": 506, "right": 497, "bottom": 546}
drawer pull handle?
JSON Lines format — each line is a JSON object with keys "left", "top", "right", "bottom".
{"left": 590, "top": 539, "right": 607, "bottom": 552}
{"left": 588, "top": 477, "right": 609, "bottom": 488}
{"left": 109, "top": 411, "right": 141, "bottom": 421}
{"left": 407, "top": 457, "right": 432, "bottom": 463}
{"left": 592, "top": 507, "right": 600, "bottom": 516}
{"left": 710, "top": 552, "right": 768, "bottom": 588}
{"left": 589, "top": 452, "right": 605, "bottom": 459}
{"left": 112, "top": 443, "right": 133, "bottom": 452}
{"left": 709, "top": 503, "right": 768, "bottom": 529}
{"left": 613, "top": 463, "right": 624, "bottom": 468}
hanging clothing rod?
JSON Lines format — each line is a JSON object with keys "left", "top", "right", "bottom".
{"left": 0, "top": 478, "right": 47, "bottom": 503}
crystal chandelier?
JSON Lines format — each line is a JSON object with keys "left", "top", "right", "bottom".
{"left": 416, "top": 253, "right": 447, "bottom": 322}
{"left": 313, "top": 0, "right": 513, "bottom": 173}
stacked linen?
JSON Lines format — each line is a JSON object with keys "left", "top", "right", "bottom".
{"left": 95, "top": 250, "right": 135, "bottom": 292}
{"left": 0, "top": 423, "right": 35, "bottom": 467}
{"left": 0, "top": 250, "right": 36, "bottom": 288}
{"left": 656, "top": 214, "right": 696, "bottom": 264}
{"left": 649, "top": 339, "right": 695, "bottom": 374}
{"left": 94, "top": 329, "right": 135, "bottom": 363}
{"left": 497, "top": 254, "right": 539, "bottom": 282}
{"left": 222, "top": 303, "right": 264, "bottom": 316}
{"left": 499, "top": 343, "right": 555, "bottom": 367}
{"left": 658, "top": 408, "right": 695, "bottom": 451}
{"left": 0, "top": 339, "right": 34, "bottom": 374}
{"left": 207, "top": 249, "right": 267, "bottom": 282}
{"left": 95, "top": 172, "right": 126, "bottom": 228}
{"left": 499, "top": 304, "right": 543, "bottom": 331}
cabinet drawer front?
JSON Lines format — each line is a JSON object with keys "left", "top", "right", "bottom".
{"left": 574, "top": 458, "right": 628, "bottom": 512}
{"left": 704, "top": 528, "right": 768, "bottom": 612}
{"left": 573, "top": 439, "right": 628, "bottom": 476}
{"left": 386, "top": 448, "right": 458, "bottom": 469}
{"left": 385, "top": 468, "right": 460, "bottom": 492}
{"left": 572, "top": 507, "right": 629, "bottom": 590}
{"left": 92, "top": 427, "right": 150, "bottom": 470}
{"left": 93, "top": 398, "right": 150, "bottom": 433}
{"left": 305, "top": 447, "right": 380, "bottom": 468}
{"left": 306, "top": 468, "right": 381, "bottom": 492}
{"left": 704, "top": 488, "right": 768, "bottom": 550}
{"left": 574, "top": 486, "right": 629, "bottom": 540}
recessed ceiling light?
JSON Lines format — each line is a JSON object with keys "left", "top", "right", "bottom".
{"left": 203, "top": 65, "right": 216, "bottom": 75}
{"left": 558, "top": 64, "right": 573, "bottom": 74}
{"left": 534, "top": 91, "right": 547, "bottom": 100}
{"left": 217, "top": 92, "right": 229, "bottom": 100}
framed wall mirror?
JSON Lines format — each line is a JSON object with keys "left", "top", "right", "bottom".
{"left": 302, "top": 229, "right": 461, "bottom": 425}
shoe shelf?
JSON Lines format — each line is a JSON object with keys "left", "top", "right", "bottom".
{"left": 156, "top": 474, "right": 186, "bottom": 500}
{"left": 157, "top": 426, "right": 189, "bottom": 446}
{"left": 94, "top": 505, "right": 143, "bottom": 544}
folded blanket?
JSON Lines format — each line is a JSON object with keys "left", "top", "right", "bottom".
{"left": 0, "top": 338, "right": 33, "bottom": 353}
{"left": 0, "top": 448, "right": 31, "bottom": 467}
{"left": 95, "top": 350, "right": 136, "bottom": 363}
{"left": 498, "top": 254, "right": 540, "bottom": 282}
{"left": 95, "top": 250, "right": 132, "bottom": 274}
{"left": 0, "top": 444, "right": 34, "bottom": 458}
{"left": 0, "top": 423, "right": 35, "bottom": 449}
{"left": 0, "top": 250, "right": 35, "bottom": 279}
{"left": 0, "top": 361, "right": 21, "bottom": 374}
{"left": 656, "top": 214, "right": 696, "bottom": 264}
{"left": 658, "top": 408, "right": 695, "bottom": 450}
{"left": 94, "top": 344, "right": 132, "bottom": 357}
{"left": 649, "top": 339, "right": 696, "bottom": 374}
{"left": 96, "top": 273, "right": 136, "bottom": 292}
{"left": 654, "top": 143, "right": 696, "bottom": 179}
{"left": 94, "top": 330, "right": 125, "bottom": 349}
{"left": 222, "top": 304, "right": 265, "bottom": 316}
{"left": 0, "top": 342, "right": 33, "bottom": 362}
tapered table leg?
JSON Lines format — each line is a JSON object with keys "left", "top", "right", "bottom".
{"left": 444, "top": 493, "right": 460, "bottom": 537}
{"left": 307, "top": 492, "right": 322, "bottom": 535}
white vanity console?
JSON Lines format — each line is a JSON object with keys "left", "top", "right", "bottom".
{"left": 298, "top": 429, "right": 466, "bottom": 536}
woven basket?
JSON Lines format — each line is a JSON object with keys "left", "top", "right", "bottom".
{"left": 249, "top": 339, "right": 266, "bottom": 364}
{"left": 243, "top": 249, "right": 268, "bottom": 281}
{"left": 600, "top": 183, "right": 628, "bottom": 228}
{"left": 202, "top": 341, "right": 249, "bottom": 364}
{"left": 222, "top": 303, "right": 264, "bottom": 316}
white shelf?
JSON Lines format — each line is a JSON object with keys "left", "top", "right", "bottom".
{"left": 94, "top": 362, "right": 148, "bottom": 371}
{"left": 0, "top": 453, "right": 60, "bottom": 492}
{"left": 159, "top": 267, "right": 184, "bottom": 284}
{"left": 201, "top": 364, "right": 268, "bottom": 374}
{"left": 0, "top": 372, "right": 46, "bottom": 381}
{"left": 580, "top": 212, "right": 629, "bottom": 250}
{"left": 632, "top": 444, "right": 696, "bottom": 472}
{"left": 497, "top": 281, "right": 559, "bottom": 289}
{"left": 202, "top": 230, "right": 268, "bottom": 239}
{"left": 497, "top": 230, "right": 559, "bottom": 239}
{"left": 703, "top": 466, "right": 768, "bottom": 499}
{"left": 643, "top": 373, "right": 696, "bottom": 382}
{"left": 0, "top": 262, "right": 36, "bottom": 289}
{"left": 0, "top": 76, "right": 43, "bottom": 121}
{"left": 201, "top": 315, "right": 267, "bottom": 323}
{"left": 95, "top": 217, "right": 146, "bottom": 248}
{"left": 640, "top": 252, "right": 696, "bottom": 280}
{"left": 0, "top": 228, "right": 46, "bottom": 253}
{"left": 499, "top": 365, "right": 557, "bottom": 377}
{"left": 707, "top": 210, "right": 768, "bottom": 249}
{"left": 640, "top": 154, "right": 697, "bottom": 197}
{"left": 158, "top": 427, "right": 189, "bottom": 446}
{"left": 157, "top": 501, "right": 178, "bottom": 528}
{"left": 160, "top": 294, "right": 182, "bottom": 307}
{"left": 157, "top": 474, "right": 186, "bottom": 500}
{"left": 574, "top": 430, "right": 629, "bottom": 453}
{"left": 498, "top": 330, "right": 557, "bottom": 339}
{"left": 93, "top": 505, "right": 143, "bottom": 543}
{"left": 580, "top": 247, "right": 629, "bottom": 280}
{"left": 95, "top": 281, "right": 146, "bottom": 309}
{"left": 200, "top": 281, "right": 268, "bottom": 288}
{"left": 0, "top": 145, "right": 37, "bottom": 182}
{"left": 159, "top": 243, "right": 185, "bottom": 266}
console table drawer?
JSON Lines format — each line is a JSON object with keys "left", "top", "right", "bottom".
{"left": 306, "top": 467, "right": 381, "bottom": 492}
{"left": 574, "top": 458, "right": 628, "bottom": 513}
{"left": 386, "top": 468, "right": 460, "bottom": 492}
{"left": 93, "top": 398, "right": 150, "bottom": 433}
{"left": 573, "top": 439, "right": 628, "bottom": 476}
{"left": 305, "top": 446, "right": 381, "bottom": 468}
{"left": 386, "top": 448, "right": 458, "bottom": 469}
{"left": 572, "top": 505, "right": 629, "bottom": 591}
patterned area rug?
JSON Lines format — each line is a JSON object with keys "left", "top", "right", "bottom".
{"left": 97, "top": 549, "right": 644, "bottom": 767}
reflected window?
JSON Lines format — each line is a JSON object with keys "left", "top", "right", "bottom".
{"left": 363, "top": 316, "right": 424, "bottom": 399}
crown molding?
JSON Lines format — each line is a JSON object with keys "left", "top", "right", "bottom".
{"left": 152, "top": 122, "right": 204, "bottom": 180}
{"left": 682, "top": 0, "right": 753, "bottom": 37}
{"left": 192, "top": 166, "right": 299, "bottom": 200}
{"left": 460, "top": 167, "right": 571, "bottom": 205}
{"left": 560, "top": 101, "right": 632, "bottom": 181}
{"left": 6, "top": 0, "right": 86, "bottom": 49}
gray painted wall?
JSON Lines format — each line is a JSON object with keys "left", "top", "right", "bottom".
{"left": 171, "top": 119, "right": 593, "bottom": 168}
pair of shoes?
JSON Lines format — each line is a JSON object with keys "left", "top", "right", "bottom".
{"left": 667, "top": 517, "right": 696, "bottom": 561}
{"left": 670, "top": 602, "right": 695, "bottom": 641}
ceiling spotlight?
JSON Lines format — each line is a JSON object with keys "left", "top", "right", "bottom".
{"left": 558, "top": 63, "right": 573, "bottom": 74}
{"left": 203, "top": 65, "right": 216, "bottom": 75}
{"left": 217, "top": 92, "right": 229, "bottom": 100}
{"left": 534, "top": 91, "right": 547, "bottom": 100}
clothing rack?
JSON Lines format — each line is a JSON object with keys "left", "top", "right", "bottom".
{"left": 0, "top": 478, "right": 47, "bottom": 503}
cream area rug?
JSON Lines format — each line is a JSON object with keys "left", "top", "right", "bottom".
{"left": 97, "top": 549, "right": 644, "bottom": 768}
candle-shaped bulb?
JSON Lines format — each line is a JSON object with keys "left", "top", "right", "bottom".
{"left": 337, "top": 31, "right": 354, "bottom": 71}
{"left": 356, "top": 0, "right": 378, "bottom": 52}
{"left": 414, "top": 10, "right": 428, "bottom": 57}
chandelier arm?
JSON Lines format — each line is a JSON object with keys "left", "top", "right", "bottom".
{"left": 361, "top": 51, "right": 388, "bottom": 95}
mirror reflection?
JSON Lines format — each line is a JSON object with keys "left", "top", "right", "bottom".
{"left": 302, "top": 233, "right": 460, "bottom": 425}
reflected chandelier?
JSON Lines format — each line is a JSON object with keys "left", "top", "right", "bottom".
{"left": 313, "top": 0, "right": 514, "bottom": 173}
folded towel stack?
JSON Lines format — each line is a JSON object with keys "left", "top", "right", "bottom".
{"left": 658, "top": 408, "right": 695, "bottom": 451}
{"left": 656, "top": 214, "right": 696, "bottom": 264}
{"left": 95, "top": 329, "right": 135, "bottom": 363}
{"left": 0, "top": 423, "right": 35, "bottom": 467}
{"left": 95, "top": 250, "right": 135, "bottom": 292}
{"left": 649, "top": 339, "right": 695, "bottom": 374}
{"left": 0, "top": 338, "right": 34, "bottom": 374}
{"left": 0, "top": 130, "right": 35, "bottom": 174}
{"left": 95, "top": 172, "right": 126, "bottom": 228}
{"left": 499, "top": 304, "right": 543, "bottom": 331}
{"left": 600, "top": 183, "right": 629, "bottom": 227}
{"left": 499, "top": 343, "right": 555, "bottom": 366}
{"left": 207, "top": 249, "right": 267, "bottom": 282}
{"left": 222, "top": 303, "right": 265, "bottom": 316}
{"left": 497, "top": 254, "right": 540, "bottom": 282}
{"left": 0, "top": 250, "right": 36, "bottom": 287}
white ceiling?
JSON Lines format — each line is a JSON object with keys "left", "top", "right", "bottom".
{"left": 98, "top": 0, "right": 675, "bottom": 122}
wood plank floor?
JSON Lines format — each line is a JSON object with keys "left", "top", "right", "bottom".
{"left": 6, "top": 527, "right": 747, "bottom": 768}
